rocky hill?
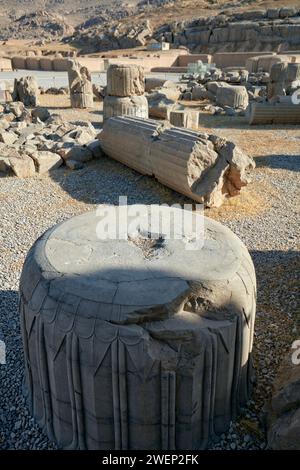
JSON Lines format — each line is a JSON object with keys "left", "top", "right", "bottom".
{"left": 71, "top": 3, "right": 300, "bottom": 54}
{"left": 0, "top": 0, "right": 299, "bottom": 52}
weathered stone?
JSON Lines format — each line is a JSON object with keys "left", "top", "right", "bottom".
{"left": 87, "top": 139, "right": 103, "bottom": 159}
{"left": 68, "top": 60, "right": 94, "bottom": 109}
{"left": 10, "top": 121, "right": 28, "bottom": 131}
{"left": 31, "top": 107, "right": 51, "bottom": 122}
{"left": 107, "top": 64, "right": 145, "bottom": 97}
{"left": 29, "top": 151, "right": 63, "bottom": 174}
{"left": 0, "top": 119, "right": 10, "bottom": 130}
{"left": 249, "top": 102, "right": 300, "bottom": 124}
{"left": 20, "top": 207, "right": 256, "bottom": 449}
{"left": 191, "top": 85, "right": 207, "bottom": 100}
{"left": 65, "top": 159, "right": 84, "bottom": 170}
{"left": 103, "top": 95, "right": 149, "bottom": 121}
{"left": 66, "top": 128, "right": 95, "bottom": 146}
{"left": 266, "top": 353, "right": 300, "bottom": 450}
{"left": 12, "top": 76, "right": 39, "bottom": 107}
{"left": 169, "top": 110, "right": 199, "bottom": 129}
{"left": 9, "top": 154, "right": 36, "bottom": 177}
{"left": 7, "top": 101, "right": 25, "bottom": 118}
{"left": 147, "top": 93, "right": 178, "bottom": 119}
{"left": 0, "top": 130, "right": 18, "bottom": 145}
{"left": 145, "top": 78, "right": 174, "bottom": 92}
{"left": 61, "top": 145, "right": 93, "bottom": 163}
{"left": 0, "top": 157, "right": 11, "bottom": 174}
{"left": 100, "top": 116, "right": 255, "bottom": 207}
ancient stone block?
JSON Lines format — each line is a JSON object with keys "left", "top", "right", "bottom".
{"left": 266, "top": 353, "right": 300, "bottom": 450}
{"left": 147, "top": 93, "right": 178, "bottom": 119}
{"left": 99, "top": 116, "right": 255, "bottom": 207}
{"left": 12, "top": 76, "right": 39, "bottom": 107}
{"left": 216, "top": 85, "right": 249, "bottom": 109}
{"left": 30, "top": 151, "right": 63, "bottom": 174}
{"left": 169, "top": 110, "right": 199, "bottom": 129}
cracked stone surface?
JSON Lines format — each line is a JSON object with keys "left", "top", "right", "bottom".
{"left": 19, "top": 206, "right": 256, "bottom": 450}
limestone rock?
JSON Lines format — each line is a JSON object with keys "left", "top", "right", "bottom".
{"left": 267, "top": 353, "right": 300, "bottom": 450}
{"left": 169, "top": 110, "right": 199, "bottom": 129}
{"left": 30, "top": 151, "right": 63, "bottom": 174}
{"left": 19, "top": 207, "right": 256, "bottom": 449}
{"left": 6, "top": 101, "right": 25, "bottom": 118}
{"left": 62, "top": 145, "right": 93, "bottom": 163}
{"left": 12, "top": 76, "right": 39, "bottom": 107}
{"left": 147, "top": 93, "right": 179, "bottom": 119}
{"left": 191, "top": 85, "right": 207, "bottom": 101}
{"left": 87, "top": 140, "right": 103, "bottom": 159}
{"left": 249, "top": 102, "right": 300, "bottom": 124}
{"left": 9, "top": 154, "right": 36, "bottom": 178}
{"left": 99, "top": 116, "right": 255, "bottom": 207}
{"left": 0, "top": 130, "right": 18, "bottom": 145}
{"left": 216, "top": 85, "right": 249, "bottom": 110}
{"left": 31, "top": 107, "right": 50, "bottom": 122}
{"left": 0, "top": 119, "right": 10, "bottom": 130}
{"left": 65, "top": 159, "right": 84, "bottom": 170}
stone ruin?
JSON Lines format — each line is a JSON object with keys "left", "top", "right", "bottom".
{"left": 103, "top": 64, "right": 149, "bottom": 121}
{"left": 249, "top": 62, "right": 300, "bottom": 124}
{"left": 99, "top": 116, "right": 255, "bottom": 208}
{"left": 67, "top": 60, "right": 94, "bottom": 109}
{"left": 19, "top": 206, "right": 256, "bottom": 449}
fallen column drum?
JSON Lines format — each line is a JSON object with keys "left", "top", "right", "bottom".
{"left": 99, "top": 116, "right": 255, "bottom": 208}
{"left": 20, "top": 207, "right": 256, "bottom": 449}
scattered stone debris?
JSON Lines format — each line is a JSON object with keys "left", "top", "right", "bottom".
{"left": 0, "top": 103, "right": 102, "bottom": 178}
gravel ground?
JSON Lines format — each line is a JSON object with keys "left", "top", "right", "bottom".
{"left": 0, "top": 114, "right": 299, "bottom": 450}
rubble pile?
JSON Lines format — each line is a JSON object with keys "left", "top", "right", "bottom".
{"left": 0, "top": 103, "right": 102, "bottom": 178}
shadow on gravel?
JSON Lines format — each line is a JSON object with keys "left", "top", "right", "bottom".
{"left": 254, "top": 154, "right": 300, "bottom": 172}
